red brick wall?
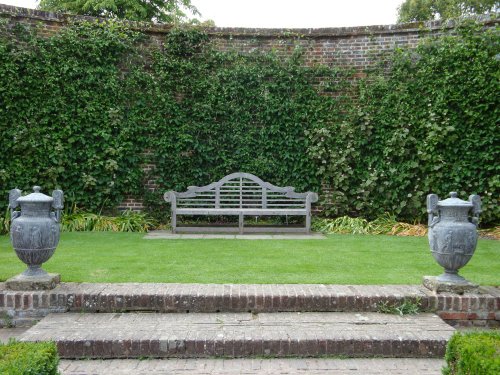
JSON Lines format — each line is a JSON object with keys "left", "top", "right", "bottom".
{"left": 4, "top": 4, "right": 487, "bottom": 73}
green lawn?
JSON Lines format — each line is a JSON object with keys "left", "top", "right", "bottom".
{"left": 0, "top": 233, "right": 498, "bottom": 285}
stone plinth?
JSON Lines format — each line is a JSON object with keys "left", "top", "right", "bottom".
{"left": 423, "top": 275, "right": 478, "bottom": 295}
{"left": 6, "top": 273, "right": 60, "bottom": 291}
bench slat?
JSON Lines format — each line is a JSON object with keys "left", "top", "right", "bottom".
{"left": 176, "top": 208, "right": 307, "bottom": 215}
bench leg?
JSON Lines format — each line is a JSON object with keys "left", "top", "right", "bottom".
{"left": 239, "top": 213, "right": 244, "bottom": 234}
{"left": 171, "top": 212, "right": 177, "bottom": 234}
{"left": 306, "top": 212, "right": 311, "bottom": 234}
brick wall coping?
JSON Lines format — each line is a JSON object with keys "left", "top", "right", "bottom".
{"left": 1, "top": 4, "right": 498, "bottom": 39}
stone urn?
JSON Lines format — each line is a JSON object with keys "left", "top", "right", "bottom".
{"left": 7, "top": 186, "right": 63, "bottom": 290}
{"left": 425, "top": 192, "right": 481, "bottom": 291}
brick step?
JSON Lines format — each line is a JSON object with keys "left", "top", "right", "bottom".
{"left": 3, "top": 283, "right": 499, "bottom": 328}
{"left": 58, "top": 358, "right": 446, "bottom": 374}
{"left": 0, "top": 283, "right": 463, "bottom": 314}
{"left": 20, "top": 312, "right": 454, "bottom": 359}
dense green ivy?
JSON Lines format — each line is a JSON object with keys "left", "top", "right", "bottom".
{"left": 0, "top": 21, "right": 146, "bottom": 211}
{"left": 313, "top": 22, "right": 499, "bottom": 224}
{"left": 0, "top": 20, "right": 498, "bottom": 224}
{"left": 144, "top": 28, "right": 350, "bottom": 195}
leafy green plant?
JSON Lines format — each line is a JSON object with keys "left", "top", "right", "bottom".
{"left": 397, "top": 0, "right": 499, "bottom": 22}
{"left": 311, "top": 21, "right": 499, "bottom": 225}
{"left": 0, "top": 340, "right": 59, "bottom": 375}
{"left": 367, "top": 213, "right": 400, "bottom": 234}
{"left": 0, "top": 207, "right": 9, "bottom": 235}
{"left": 443, "top": 331, "right": 500, "bottom": 375}
{"left": 312, "top": 214, "right": 428, "bottom": 236}
{"left": 0, "top": 22, "right": 351, "bottom": 220}
{"left": 39, "top": 0, "right": 200, "bottom": 23}
{"left": 0, "top": 20, "right": 146, "bottom": 214}
{"left": 312, "top": 216, "right": 371, "bottom": 234}
{"left": 147, "top": 27, "right": 353, "bottom": 196}
{"left": 0, "top": 312, "right": 13, "bottom": 328}
{"left": 62, "top": 210, "right": 154, "bottom": 232}
{"left": 377, "top": 298, "right": 421, "bottom": 315}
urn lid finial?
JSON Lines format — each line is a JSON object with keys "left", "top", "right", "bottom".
{"left": 16, "top": 186, "right": 54, "bottom": 203}
{"left": 438, "top": 192, "right": 472, "bottom": 207}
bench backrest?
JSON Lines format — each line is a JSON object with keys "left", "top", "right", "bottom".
{"left": 165, "top": 172, "right": 318, "bottom": 210}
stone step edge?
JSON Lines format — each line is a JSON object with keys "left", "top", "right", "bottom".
{"left": 19, "top": 312, "right": 454, "bottom": 359}
{"left": 2, "top": 283, "right": 498, "bottom": 313}
{"left": 47, "top": 338, "right": 448, "bottom": 359}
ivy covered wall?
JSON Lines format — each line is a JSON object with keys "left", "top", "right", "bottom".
{"left": 0, "top": 5, "right": 498, "bottom": 224}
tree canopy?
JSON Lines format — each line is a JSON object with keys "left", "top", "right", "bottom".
{"left": 38, "top": 0, "right": 200, "bottom": 23}
{"left": 397, "top": 0, "right": 499, "bottom": 22}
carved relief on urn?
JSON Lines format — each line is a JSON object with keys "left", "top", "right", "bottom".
{"left": 8, "top": 186, "right": 63, "bottom": 278}
{"left": 426, "top": 192, "right": 481, "bottom": 285}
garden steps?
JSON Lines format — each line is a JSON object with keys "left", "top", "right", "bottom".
{"left": 19, "top": 311, "right": 454, "bottom": 359}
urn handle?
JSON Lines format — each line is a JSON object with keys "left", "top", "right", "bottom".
{"left": 469, "top": 194, "right": 481, "bottom": 227}
{"left": 8, "top": 189, "right": 22, "bottom": 222}
{"left": 426, "top": 194, "right": 440, "bottom": 228}
{"left": 52, "top": 190, "right": 64, "bottom": 223}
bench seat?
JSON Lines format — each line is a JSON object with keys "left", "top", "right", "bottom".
{"left": 176, "top": 208, "right": 308, "bottom": 216}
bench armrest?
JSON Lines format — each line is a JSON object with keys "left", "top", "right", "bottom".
{"left": 164, "top": 191, "right": 177, "bottom": 205}
{"left": 307, "top": 192, "right": 319, "bottom": 204}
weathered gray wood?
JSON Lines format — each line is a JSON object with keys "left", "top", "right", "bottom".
{"left": 239, "top": 212, "right": 244, "bottom": 234}
{"left": 164, "top": 172, "right": 318, "bottom": 234}
{"left": 175, "top": 209, "right": 308, "bottom": 215}
{"left": 174, "top": 226, "right": 309, "bottom": 234}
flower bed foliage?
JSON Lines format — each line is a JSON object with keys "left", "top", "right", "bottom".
{"left": 61, "top": 209, "right": 155, "bottom": 232}
{"left": 0, "top": 19, "right": 498, "bottom": 225}
{"left": 312, "top": 214, "right": 428, "bottom": 236}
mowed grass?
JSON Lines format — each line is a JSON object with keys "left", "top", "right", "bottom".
{"left": 0, "top": 232, "right": 498, "bottom": 285}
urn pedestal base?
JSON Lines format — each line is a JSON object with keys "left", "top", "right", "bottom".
{"left": 423, "top": 275, "right": 478, "bottom": 294}
{"left": 6, "top": 273, "right": 60, "bottom": 291}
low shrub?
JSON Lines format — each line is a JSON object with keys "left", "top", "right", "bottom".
{"left": 0, "top": 208, "right": 8, "bottom": 236}
{"left": 0, "top": 340, "right": 59, "bottom": 375}
{"left": 312, "top": 216, "right": 371, "bottom": 234}
{"left": 62, "top": 210, "right": 155, "bottom": 232}
{"left": 443, "top": 331, "right": 500, "bottom": 375}
{"left": 313, "top": 214, "right": 428, "bottom": 236}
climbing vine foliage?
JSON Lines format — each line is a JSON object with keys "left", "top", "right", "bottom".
{"left": 311, "top": 22, "right": 499, "bottom": 223}
{"left": 0, "top": 20, "right": 498, "bottom": 224}
{"left": 0, "top": 21, "right": 146, "bottom": 210}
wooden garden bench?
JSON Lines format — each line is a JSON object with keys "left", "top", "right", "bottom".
{"left": 164, "top": 172, "right": 318, "bottom": 234}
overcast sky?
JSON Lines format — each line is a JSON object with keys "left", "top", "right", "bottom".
{"left": 2, "top": 0, "right": 405, "bottom": 28}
